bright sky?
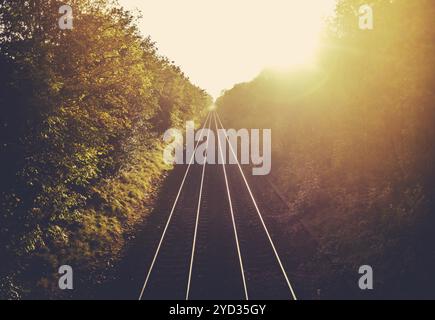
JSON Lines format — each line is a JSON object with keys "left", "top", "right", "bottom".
{"left": 118, "top": 0, "right": 336, "bottom": 98}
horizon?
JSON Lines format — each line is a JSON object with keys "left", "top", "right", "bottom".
{"left": 118, "top": 0, "right": 336, "bottom": 98}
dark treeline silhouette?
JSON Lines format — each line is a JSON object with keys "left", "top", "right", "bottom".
{"left": 0, "top": 0, "right": 211, "bottom": 298}
{"left": 217, "top": 0, "right": 435, "bottom": 298}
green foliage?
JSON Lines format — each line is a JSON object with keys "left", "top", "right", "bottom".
{"left": 0, "top": 0, "right": 211, "bottom": 298}
{"left": 217, "top": 0, "right": 435, "bottom": 297}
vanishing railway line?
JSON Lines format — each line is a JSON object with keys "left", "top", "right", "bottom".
{"left": 138, "top": 111, "right": 298, "bottom": 300}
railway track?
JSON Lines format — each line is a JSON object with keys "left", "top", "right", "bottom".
{"left": 137, "top": 111, "right": 299, "bottom": 300}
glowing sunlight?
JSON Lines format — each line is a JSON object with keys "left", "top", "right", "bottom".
{"left": 118, "top": 0, "right": 336, "bottom": 97}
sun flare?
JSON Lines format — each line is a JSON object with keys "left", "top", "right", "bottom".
{"left": 119, "top": 0, "right": 337, "bottom": 97}
{"left": 258, "top": 1, "right": 336, "bottom": 70}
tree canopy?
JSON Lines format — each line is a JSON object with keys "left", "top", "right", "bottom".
{"left": 217, "top": 0, "right": 435, "bottom": 298}
{"left": 0, "top": 0, "right": 211, "bottom": 298}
